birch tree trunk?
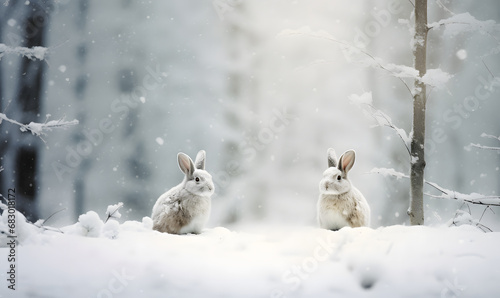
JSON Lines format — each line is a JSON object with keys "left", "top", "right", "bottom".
{"left": 409, "top": 0, "right": 428, "bottom": 225}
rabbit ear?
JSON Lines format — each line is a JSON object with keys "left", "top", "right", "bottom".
{"left": 178, "top": 152, "right": 194, "bottom": 179}
{"left": 338, "top": 150, "right": 356, "bottom": 174}
{"left": 194, "top": 150, "right": 206, "bottom": 170}
{"left": 327, "top": 148, "right": 338, "bottom": 168}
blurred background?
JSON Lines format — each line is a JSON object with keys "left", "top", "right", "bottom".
{"left": 1, "top": 0, "right": 499, "bottom": 230}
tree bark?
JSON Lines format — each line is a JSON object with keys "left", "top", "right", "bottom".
{"left": 409, "top": 0, "right": 428, "bottom": 225}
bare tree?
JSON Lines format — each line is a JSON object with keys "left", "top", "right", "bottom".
{"left": 0, "top": 0, "right": 52, "bottom": 221}
{"left": 408, "top": 0, "right": 428, "bottom": 225}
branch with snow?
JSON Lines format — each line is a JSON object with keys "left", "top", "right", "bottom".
{"left": 279, "top": 27, "right": 452, "bottom": 91}
{"left": 370, "top": 167, "right": 500, "bottom": 207}
{"left": 349, "top": 92, "right": 411, "bottom": 155}
{"left": 449, "top": 209, "right": 492, "bottom": 233}
{"left": 105, "top": 202, "right": 124, "bottom": 223}
{"left": 468, "top": 133, "right": 500, "bottom": 151}
{"left": 0, "top": 43, "right": 48, "bottom": 61}
{"left": 0, "top": 113, "right": 79, "bottom": 139}
{"left": 428, "top": 13, "right": 500, "bottom": 36}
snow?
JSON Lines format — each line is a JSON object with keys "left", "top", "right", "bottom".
{"left": 1, "top": 209, "right": 500, "bottom": 297}
{"left": 370, "top": 167, "right": 407, "bottom": 180}
{"left": 155, "top": 137, "right": 164, "bottom": 145}
{"left": 348, "top": 92, "right": 372, "bottom": 107}
{"left": 428, "top": 12, "right": 500, "bottom": 37}
{"left": 421, "top": 69, "right": 453, "bottom": 88}
{"left": 456, "top": 49, "right": 467, "bottom": 60}
{"left": 0, "top": 43, "right": 47, "bottom": 61}
{"left": 105, "top": 202, "right": 124, "bottom": 221}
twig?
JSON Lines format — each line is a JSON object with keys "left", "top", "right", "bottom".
{"left": 105, "top": 202, "right": 124, "bottom": 223}
{"left": 469, "top": 143, "right": 500, "bottom": 151}
{"left": 42, "top": 208, "right": 67, "bottom": 225}
{"left": 371, "top": 167, "right": 500, "bottom": 206}
{"left": 280, "top": 30, "right": 415, "bottom": 97}
{"left": 482, "top": 59, "right": 495, "bottom": 77}
{"left": 0, "top": 112, "right": 78, "bottom": 141}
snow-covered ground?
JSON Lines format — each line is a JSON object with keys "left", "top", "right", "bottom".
{"left": 1, "top": 210, "right": 500, "bottom": 298}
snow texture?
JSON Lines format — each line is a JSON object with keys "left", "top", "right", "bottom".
{"left": 1, "top": 209, "right": 499, "bottom": 297}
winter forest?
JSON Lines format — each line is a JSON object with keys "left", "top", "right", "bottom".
{"left": 1, "top": 0, "right": 500, "bottom": 297}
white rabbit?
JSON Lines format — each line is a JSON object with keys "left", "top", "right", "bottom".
{"left": 152, "top": 150, "right": 214, "bottom": 234}
{"left": 317, "top": 148, "right": 370, "bottom": 230}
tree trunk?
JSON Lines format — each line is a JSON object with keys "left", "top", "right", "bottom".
{"left": 13, "top": 1, "right": 51, "bottom": 221}
{"left": 409, "top": 0, "right": 428, "bottom": 225}
{"left": 73, "top": 0, "right": 90, "bottom": 218}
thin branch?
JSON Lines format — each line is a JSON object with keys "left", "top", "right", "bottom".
{"left": 425, "top": 193, "right": 500, "bottom": 206}
{"left": 356, "top": 103, "right": 411, "bottom": 155}
{"left": 469, "top": 143, "right": 500, "bottom": 151}
{"left": 435, "top": 0, "right": 454, "bottom": 15}
{"left": 280, "top": 29, "right": 415, "bottom": 97}
{"left": 0, "top": 113, "right": 79, "bottom": 141}
{"left": 41, "top": 208, "right": 67, "bottom": 225}
{"left": 469, "top": 133, "right": 500, "bottom": 151}
{"left": 480, "top": 133, "right": 500, "bottom": 142}
{"left": 482, "top": 59, "right": 495, "bottom": 77}
{"left": 374, "top": 107, "right": 411, "bottom": 156}
{"left": 479, "top": 206, "right": 491, "bottom": 222}
{"left": 371, "top": 167, "right": 500, "bottom": 206}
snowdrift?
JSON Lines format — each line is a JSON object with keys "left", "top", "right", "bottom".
{"left": 1, "top": 210, "right": 500, "bottom": 297}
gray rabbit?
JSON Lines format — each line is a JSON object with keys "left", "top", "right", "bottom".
{"left": 152, "top": 150, "right": 214, "bottom": 234}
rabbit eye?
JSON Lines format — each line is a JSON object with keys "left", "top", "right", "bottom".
{"left": 336, "top": 175, "right": 341, "bottom": 181}
{"left": 195, "top": 177, "right": 200, "bottom": 182}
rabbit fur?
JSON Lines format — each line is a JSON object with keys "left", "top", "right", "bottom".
{"left": 152, "top": 150, "right": 214, "bottom": 234}
{"left": 317, "top": 148, "right": 370, "bottom": 230}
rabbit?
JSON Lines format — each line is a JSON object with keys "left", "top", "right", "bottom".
{"left": 152, "top": 150, "right": 214, "bottom": 234}
{"left": 317, "top": 148, "right": 370, "bottom": 231}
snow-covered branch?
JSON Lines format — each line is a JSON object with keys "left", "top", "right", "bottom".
{"left": 349, "top": 92, "right": 411, "bottom": 155}
{"left": 480, "top": 133, "right": 500, "bottom": 141}
{"left": 468, "top": 133, "right": 500, "bottom": 151}
{"left": 469, "top": 144, "right": 500, "bottom": 151}
{"left": 0, "top": 43, "right": 48, "bottom": 61}
{"left": 428, "top": 13, "right": 500, "bottom": 36}
{"left": 279, "top": 27, "right": 452, "bottom": 91}
{"left": 0, "top": 113, "right": 79, "bottom": 137}
{"left": 370, "top": 167, "right": 500, "bottom": 206}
